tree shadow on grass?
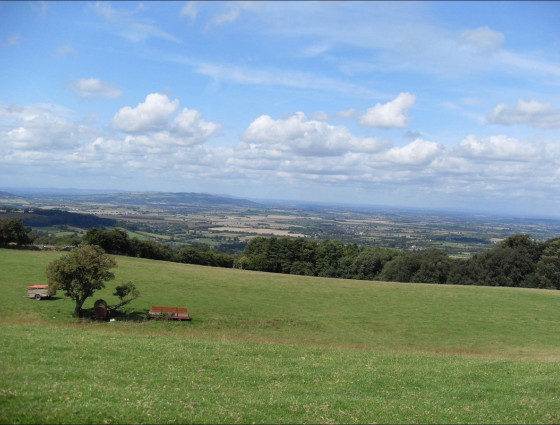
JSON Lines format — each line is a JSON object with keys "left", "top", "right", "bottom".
{"left": 110, "top": 308, "right": 151, "bottom": 322}
{"left": 80, "top": 306, "right": 150, "bottom": 322}
{"left": 32, "top": 296, "right": 63, "bottom": 301}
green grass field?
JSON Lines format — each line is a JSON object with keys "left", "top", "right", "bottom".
{"left": 1, "top": 248, "right": 559, "bottom": 424}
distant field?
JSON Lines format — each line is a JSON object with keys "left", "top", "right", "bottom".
{"left": 209, "top": 226, "right": 305, "bottom": 237}
{"left": 1, "top": 249, "right": 559, "bottom": 424}
{"left": 124, "top": 229, "right": 172, "bottom": 241}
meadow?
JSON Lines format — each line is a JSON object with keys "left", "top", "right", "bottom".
{"left": 1, "top": 248, "right": 559, "bottom": 424}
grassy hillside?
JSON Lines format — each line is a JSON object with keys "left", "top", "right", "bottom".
{"left": 1, "top": 249, "right": 559, "bottom": 423}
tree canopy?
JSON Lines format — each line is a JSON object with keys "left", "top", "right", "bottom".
{"left": 0, "top": 218, "right": 32, "bottom": 246}
{"left": 46, "top": 244, "right": 117, "bottom": 317}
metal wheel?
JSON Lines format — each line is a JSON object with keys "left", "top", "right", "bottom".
{"left": 35, "top": 294, "right": 42, "bottom": 300}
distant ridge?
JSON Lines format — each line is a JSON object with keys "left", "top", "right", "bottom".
{"left": 70, "top": 191, "right": 262, "bottom": 208}
{"left": 0, "top": 191, "right": 18, "bottom": 198}
{"left": 0, "top": 188, "right": 261, "bottom": 208}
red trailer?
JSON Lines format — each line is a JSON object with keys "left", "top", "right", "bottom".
{"left": 148, "top": 306, "right": 191, "bottom": 321}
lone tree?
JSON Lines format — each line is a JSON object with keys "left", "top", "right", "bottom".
{"left": 46, "top": 244, "right": 117, "bottom": 317}
{"left": 111, "top": 281, "right": 140, "bottom": 311}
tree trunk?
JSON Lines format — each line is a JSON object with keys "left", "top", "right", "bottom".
{"left": 73, "top": 298, "right": 86, "bottom": 318}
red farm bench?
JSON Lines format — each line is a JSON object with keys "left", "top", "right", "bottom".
{"left": 148, "top": 306, "right": 191, "bottom": 321}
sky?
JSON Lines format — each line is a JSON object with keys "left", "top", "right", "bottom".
{"left": 1, "top": 1, "right": 560, "bottom": 217}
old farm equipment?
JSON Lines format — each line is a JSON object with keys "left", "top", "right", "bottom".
{"left": 26, "top": 284, "right": 56, "bottom": 300}
{"left": 93, "top": 299, "right": 109, "bottom": 321}
{"left": 148, "top": 306, "right": 192, "bottom": 321}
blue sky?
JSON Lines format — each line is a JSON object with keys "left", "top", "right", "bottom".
{"left": 1, "top": 1, "right": 560, "bottom": 216}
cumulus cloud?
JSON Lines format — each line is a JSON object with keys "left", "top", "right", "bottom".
{"left": 112, "top": 93, "right": 180, "bottom": 133}
{"left": 460, "top": 26, "right": 504, "bottom": 55}
{"left": 457, "top": 134, "right": 538, "bottom": 161}
{"left": 172, "top": 108, "right": 221, "bottom": 139}
{"left": 111, "top": 93, "right": 221, "bottom": 148}
{"left": 241, "top": 112, "right": 388, "bottom": 158}
{"left": 487, "top": 99, "right": 560, "bottom": 129}
{"left": 360, "top": 93, "right": 416, "bottom": 128}
{"left": 3, "top": 96, "right": 559, "bottom": 213}
{"left": 0, "top": 104, "right": 97, "bottom": 151}
{"left": 68, "top": 78, "right": 122, "bottom": 99}
{"left": 384, "top": 138, "right": 444, "bottom": 165}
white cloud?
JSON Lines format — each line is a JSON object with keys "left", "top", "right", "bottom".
{"left": 172, "top": 108, "right": 221, "bottom": 140}
{"left": 459, "top": 26, "right": 504, "bottom": 55}
{"left": 0, "top": 104, "right": 96, "bottom": 151}
{"left": 384, "top": 138, "right": 444, "bottom": 165}
{"left": 360, "top": 93, "right": 416, "bottom": 128}
{"left": 68, "top": 78, "right": 122, "bottom": 99}
{"left": 111, "top": 93, "right": 221, "bottom": 150}
{"left": 457, "top": 134, "right": 539, "bottom": 161}
{"left": 3, "top": 97, "right": 559, "bottom": 215}
{"left": 487, "top": 99, "right": 560, "bottom": 129}
{"left": 112, "top": 93, "right": 180, "bottom": 133}
{"left": 241, "top": 112, "right": 388, "bottom": 157}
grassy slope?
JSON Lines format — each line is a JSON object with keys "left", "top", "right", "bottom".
{"left": 1, "top": 249, "right": 559, "bottom": 424}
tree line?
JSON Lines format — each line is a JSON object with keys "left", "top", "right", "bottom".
{"left": 2, "top": 218, "right": 559, "bottom": 290}
{"left": 239, "top": 234, "right": 560, "bottom": 290}
{"left": 1, "top": 207, "right": 115, "bottom": 228}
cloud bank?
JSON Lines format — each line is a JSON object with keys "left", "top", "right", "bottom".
{"left": 487, "top": 99, "right": 560, "bottom": 129}
{"left": 2, "top": 92, "right": 559, "bottom": 212}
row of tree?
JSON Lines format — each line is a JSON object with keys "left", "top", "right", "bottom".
{"left": 2, "top": 218, "right": 559, "bottom": 290}
{"left": 238, "top": 235, "right": 560, "bottom": 290}
{"left": 82, "top": 228, "right": 235, "bottom": 267}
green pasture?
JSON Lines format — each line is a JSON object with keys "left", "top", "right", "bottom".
{"left": 122, "top": 229, "right": 172, "bottom": 241}
{"left": 1, "top": 248, "right": 559, "bottom": 424}
{"left": 31, "top": 226, "right": 84, "bottom": 237}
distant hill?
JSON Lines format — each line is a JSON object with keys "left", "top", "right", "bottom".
{"left": 0, "top": 191, "right": 29, "bottom": 206}
{"left": 0, "top": 191, "right": 24, "bottom": 199}
{"left": 71, "top": 192, "right": 262, "bottom": 209}
{"left": 1, "top": 189, "right": 262, "bottom": 210}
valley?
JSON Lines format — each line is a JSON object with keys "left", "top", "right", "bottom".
{"left": 2, "top": 189, "right": 560, "bottom": 257}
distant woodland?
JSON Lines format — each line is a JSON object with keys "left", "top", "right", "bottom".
{"left": 0, "top": 207, "right": 115, "bottom": 228}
